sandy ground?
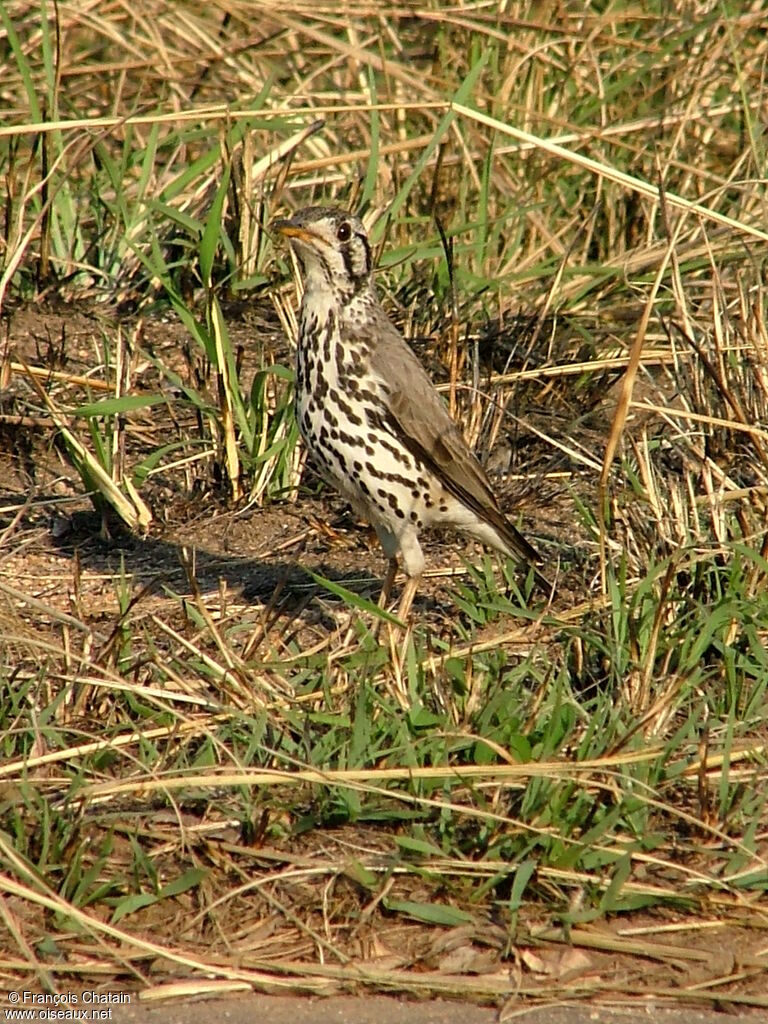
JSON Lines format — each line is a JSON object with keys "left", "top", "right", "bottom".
{"left": 4, "top": 993, "right": 762, "bottom": 1024}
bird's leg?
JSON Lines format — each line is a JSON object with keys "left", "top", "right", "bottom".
{"left": 378, "top": 556, "right": 399, "bottom": 610}
{"left": 386, "top": 572, "right": 420, "bottom": 707}
{"left": 370, "top": 557, "right": 399, "bottom": 641}
{"left": 396, "top": 573, "right": 420, "bottom": 624}
{"left": 393, "top": 531, "right": 424, "bottom": 625}
{"left": 376, "top": 529, "right": 423, "bottom": 634}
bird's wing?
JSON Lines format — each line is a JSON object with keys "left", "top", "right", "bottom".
{"left": 365, "top": 313, "right": 542, "bottom": 568}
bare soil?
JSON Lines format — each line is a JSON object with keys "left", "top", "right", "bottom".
{"left": 2, "top": 303, "right": 766, "bottom": 1013}
{"left": 1, "top": 301, "right": 587, "bottom": 634}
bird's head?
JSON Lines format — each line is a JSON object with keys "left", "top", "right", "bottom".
{"left": 272, "top": 206, "right": 373, "bottom": 303}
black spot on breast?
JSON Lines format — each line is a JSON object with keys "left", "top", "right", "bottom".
{"left": 322, "top": 335, "right": 332, "bottom": 365}
{"left": 377, "top": 435, "right": 411, "bottom": 466}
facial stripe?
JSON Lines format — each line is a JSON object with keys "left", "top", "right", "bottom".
{"left": 338, "top": 231, "right": 371, "bottom": 294}
{"left": 358, "top": 232, "right": 371, "bottom": 276}
{"left": 341, "top": 243, "right": 356, "bottom": 284}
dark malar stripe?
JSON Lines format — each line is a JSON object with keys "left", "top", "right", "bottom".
{"left": 340, "top": 233, "right": 371, "bottom": 292}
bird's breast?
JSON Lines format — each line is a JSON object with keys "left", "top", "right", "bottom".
{"left": 296, "top": 304, "right": 380, "bottom": 466}
{"left": 293, "top": 303, "right": 467, "bottom": 540}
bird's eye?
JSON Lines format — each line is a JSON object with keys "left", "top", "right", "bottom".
{"left": 336, "top": 221, "right": 351, "bottom": 242}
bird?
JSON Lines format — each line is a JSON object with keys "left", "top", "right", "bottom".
{"left": 273, "top": 206, "right": 548, "bottom": 621}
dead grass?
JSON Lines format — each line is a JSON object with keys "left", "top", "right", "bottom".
{"left": 1, "top": 0, "right": 768, "bottom": 1012}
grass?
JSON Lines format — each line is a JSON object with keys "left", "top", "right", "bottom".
{"left": 1, "top": 0, "right": 768, "bottom": 1010}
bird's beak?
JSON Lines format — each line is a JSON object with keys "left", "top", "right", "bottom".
{"left": 272, "top": 219, "right": 317, "bottom": 243}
